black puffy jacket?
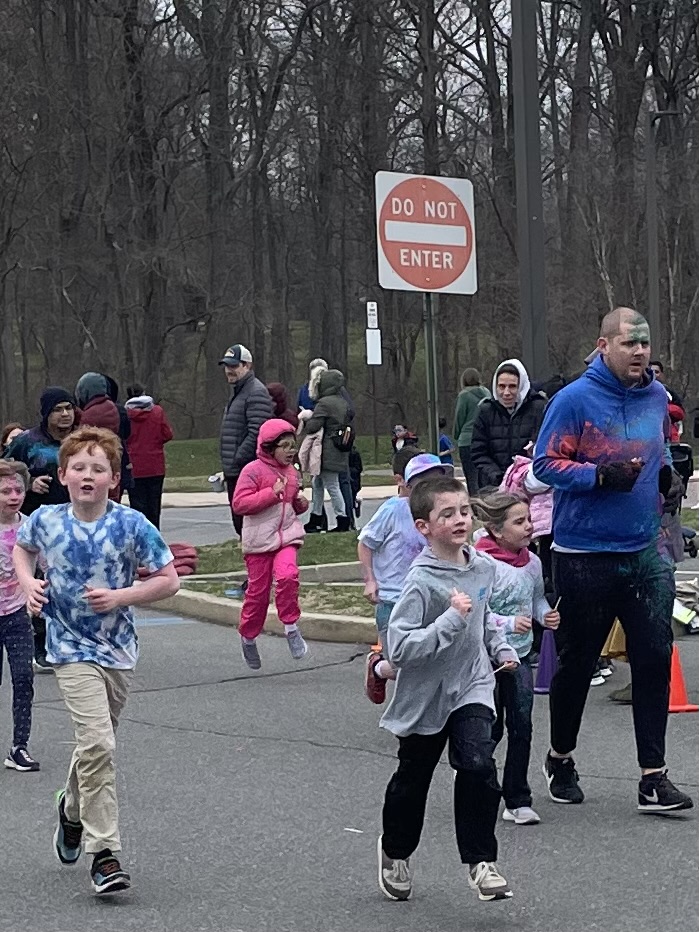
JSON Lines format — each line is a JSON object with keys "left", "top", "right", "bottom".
{"left": 471, "top": 392, "right": 547, "bottom": 488}
{"left": 220, "top": 370, "right": 274, "bottom": 477}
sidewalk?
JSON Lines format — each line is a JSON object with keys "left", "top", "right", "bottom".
{"left": 162, "top": 485, "right": 398, "bottom": 508}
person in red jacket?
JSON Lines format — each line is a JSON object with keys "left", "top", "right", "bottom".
{"left": 124, "top": 384, "right": 174, "bottom": 529}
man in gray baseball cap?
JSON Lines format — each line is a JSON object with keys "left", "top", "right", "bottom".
{"left": 219, "top": 344, "right": 273, "bottom": 534}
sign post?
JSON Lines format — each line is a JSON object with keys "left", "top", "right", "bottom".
{"left": 375, "top": 172, "right": 477, "bottom": 454}
{"left": 365, "top": 301, "right": 381, "bottom": 465}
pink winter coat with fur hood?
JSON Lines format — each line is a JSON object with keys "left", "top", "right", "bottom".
{"left": 233, "top": 419, "right": 309, "bottom": 554}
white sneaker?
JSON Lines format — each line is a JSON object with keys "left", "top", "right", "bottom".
{"left": 502, "top": 806, "right": 541, "bottom": 825}
{"left": 590, "top": 674, "right": 605, "bottom": 686}
{"left": 468, "top": 861, "right": 513, "bottom": 900}
{"left": 377, "top": 836, "right": 412, "bottom": 901}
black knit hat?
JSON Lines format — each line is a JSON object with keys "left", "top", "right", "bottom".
{"left": 40, "top": 386, "right": 76, "bottom": 422}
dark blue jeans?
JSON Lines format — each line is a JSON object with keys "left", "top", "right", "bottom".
{"left": 493, "top": 658, "right": 534, "bottom": 809}
{"left": 551, "top": 545, "right": 674, "bottom": 769}
{"left": 0, "top": 608, "right": 34, "bottom": 748}
{"left": 382, "top": 703, "right": 501, "bottom": 864}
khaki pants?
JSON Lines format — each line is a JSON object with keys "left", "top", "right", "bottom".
{"left": 54, "top": 662, "right": 134, "bottom": 854}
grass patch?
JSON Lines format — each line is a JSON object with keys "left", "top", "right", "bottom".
{"left": 165, "top": 436, "right": 393, "bottom": 478}
{"left": 163, "top": 475, "right": 213, "bottom": 493}
{"left": 682, "top": 508, "right": 698, "bottom": 531}
{"left": 196, "top": 533, "right": 360, "bottom": 575}
{"left": 184, "top": 580, "right": 373, "bottom": 617}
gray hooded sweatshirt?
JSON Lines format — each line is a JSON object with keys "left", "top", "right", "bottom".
{"left": 380, "top": 546, "right": 520, "bottom": 738}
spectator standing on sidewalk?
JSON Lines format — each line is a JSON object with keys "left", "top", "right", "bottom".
{"left": 219, "top": 344, "right": 273, "bottom": 536}
{"left": 125, "top": 384, "right": 174, "bottom": 529}
{"left": 534, "top": 306, "right": 693, "bottom": 814}
{"left": 453, "top": 369, "right": 490, "bottom": 492}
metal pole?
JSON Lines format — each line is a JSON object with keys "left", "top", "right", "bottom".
{"left": 371, "top": 366, "right": 379, "bottom": 465}
{"left": 511, "top": 0, "right": 549, "bottom": 379}
{"left": 423, "top": 292, "right": 440, "bottom": 455}
{"left": 646, "top": 110, "right": 660, "bottom": 345}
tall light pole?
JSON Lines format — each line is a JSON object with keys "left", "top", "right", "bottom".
{"left": 645, "top": 109, "right": 678, "bottom": 351}
{"left": 511, "top": 0, "right": 549, "bottom": 380}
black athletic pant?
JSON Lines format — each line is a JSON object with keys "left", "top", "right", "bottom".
{"left": 551, "top": 546, "right": 674, "bottom": 769}
{"left": 382, "top": 704, "right": 501, "bottom": 865}
{"left": 128, "top": 476, "right": 165, "bottom": 529}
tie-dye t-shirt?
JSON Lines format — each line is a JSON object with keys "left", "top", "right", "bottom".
{"left": 16, "top": 502, "right": 173, "bottom": 669}
{"left": 0, "top": 516, "right": 26, "bottom": 616}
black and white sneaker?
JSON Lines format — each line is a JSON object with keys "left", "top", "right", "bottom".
{"left": 91, "top": 849, "right": 131, "bottom": 895}
{"left": 53, "top": 790, "right": 83, "bottom": 864}
{"left": 4, "top": 746, "right": 40, "bottom": 772}
{"left": 543, "top": 752, "right": 584, "bottom": 804}
{"left": 32, "top": 654, "right": 53, "bottom": 674}
{"left": 377, "top": 836, "right": 412, "bottom": 901}
{"left": 638, "top": 771, "right": 694, "bottom": 814}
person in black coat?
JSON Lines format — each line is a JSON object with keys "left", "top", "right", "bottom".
{"left": 471, "top": 358, "right": 547, "bottom": 489}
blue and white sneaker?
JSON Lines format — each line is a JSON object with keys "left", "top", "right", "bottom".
{"left": 4, "top": 746, "right": 40, "bottom": 772}
{"left": 53, "top": 790, "right": 83, "bottom": 864}
{"left": 91, "top": 849, "right": 131, "bottom": 895}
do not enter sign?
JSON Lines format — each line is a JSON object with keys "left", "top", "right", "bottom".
{"left": 375, "top": 172, "right": 477, "bottom": 294}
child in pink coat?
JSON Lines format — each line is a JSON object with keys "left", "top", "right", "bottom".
{"left": 233, "top": 419, "right": 309, "bottom": 669}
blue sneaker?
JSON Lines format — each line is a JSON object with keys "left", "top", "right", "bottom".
{"left": 53, "top": 791, "right": 83, "bottom": 864}
{"left": 91, "top": 849, "right": 131, "bottom": 895}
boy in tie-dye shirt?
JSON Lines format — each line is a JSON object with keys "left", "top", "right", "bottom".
{"left": 14, "top": 427, "right": 179, "bottom": 896}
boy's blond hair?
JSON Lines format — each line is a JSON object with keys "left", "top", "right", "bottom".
{"left": 58, "top": 426, "right": 122, "bottom": 475}
{"left": 0, "top": 459, "right": 30, "bottom": 491}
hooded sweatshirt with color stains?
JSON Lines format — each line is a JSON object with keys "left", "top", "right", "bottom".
{"left": 533, "top": 353, "right": 669, "bottom": 552}
{"left": 380, "top": 546, "right": 519, "bottom": 737}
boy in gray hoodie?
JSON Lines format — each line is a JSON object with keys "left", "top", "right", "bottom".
{"left": 377, "top": 476, "right": 520, "bottom": 904}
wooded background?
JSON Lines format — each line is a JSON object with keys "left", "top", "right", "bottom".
{"left": 1, "top": 0, "right": 697, "bottom": 438}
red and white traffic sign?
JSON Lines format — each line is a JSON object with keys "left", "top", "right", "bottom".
{"left": 375, "top": 172, "right": 477, "bottom": 293}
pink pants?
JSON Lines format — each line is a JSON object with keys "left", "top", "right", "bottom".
{"left": 238, "top": 545, "right": 301, "bottom": 640}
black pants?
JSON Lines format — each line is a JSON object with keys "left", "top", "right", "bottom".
{"left": 225, "top": 475, "right": 244, "bottom": 537}
{"left": 0, "top": 609, "right": 34, "bottom": 747}
{"left": 458, "top": 446, "right": 479, "bottom": 495}
{"left": 551, "top": 546, "right": 674, "bottom": 769}
{"left": 493, "top": 658, "right": 534, "bottom": 809}
{"left": 338, "top": 469, "right": 355, "bottom": 530}
{"left": 128, "top": 476, "right": 165, "bottom": 529}
{"left": 382, "top": 704, "right": 501, "bottom": 865}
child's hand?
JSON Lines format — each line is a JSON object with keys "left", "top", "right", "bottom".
{"left": 84, "top": 586, "right": 125, "bottom": 614}
{"left": 31, "top": 475, "right": 52, "bottom": 495}
{"left": 363, "top": 579, "right": 379, "bottom": 605}
{"left": 543, "top": 610, "right": 560, "bottom": 629}
{"left": 514, "top": 616, "right": 532, "bottom": 633}
{"left": 450, "top": 588, "right": 472, "bottom": 617}
{"left": 273, "top": 476, "right": 287, "bottom": 495}
{"left": 296, "top": 493, "right": 309, "bottom": 507}
{"left": 25, "top": 577, "right": 48, "bottom": 615}
{"left": 494, "top": 660, "right": 520, "bottom": 674}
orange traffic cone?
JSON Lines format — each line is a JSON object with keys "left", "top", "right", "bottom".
{"left": 668, "top": 644, "right": 698, "bottom": 713}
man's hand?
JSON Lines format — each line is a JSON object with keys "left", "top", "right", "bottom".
{"left": 659, "top": 466, "right": 684, "bottom": 514}
{"left": 25, "top": 577, "right": 48, "bottom": 615}
{"left": 273, "top": 476, "right": 287, "bottom": 495}
{"left": 514, "top": 615, "right": 533, "bottom": 633}
{"left": 84, "top": 586, "right": 126, "bottom": 614}
{"left": 543, "top": 610, "right": 560, "bottom": 629}
{"left": 450, "top": 588, "right": 472, "bottom": 618}
{"left": 363, "top": 579, "right": 379, "bottom": 605}
{"left": 596, "top": 460, "right": 644, "bottom": 492}
{"left": 31, "top": 475, "right": 52, "bottom": 495}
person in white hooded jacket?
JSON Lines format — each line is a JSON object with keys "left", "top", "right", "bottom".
{"left": 470, "top": 359, "right": 547, "bottom": 489}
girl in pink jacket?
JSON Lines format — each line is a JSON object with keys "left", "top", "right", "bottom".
{"left": 233, "top": 419, "right": 309, "bottom": 669}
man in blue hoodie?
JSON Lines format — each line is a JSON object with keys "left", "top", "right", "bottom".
{"left": 534, "top": 307, "right": 693, "bottom": 814}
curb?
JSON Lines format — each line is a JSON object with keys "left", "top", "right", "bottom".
{"left": 152, "top": 589, "right": 377, "bottom": 645}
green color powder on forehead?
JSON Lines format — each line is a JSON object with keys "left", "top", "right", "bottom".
{"left": 627, "top": 323, "right": 650, "bottom": 343}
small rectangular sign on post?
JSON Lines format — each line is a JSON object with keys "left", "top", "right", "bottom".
{"left": 366, "top": 329, "right": 382, "bottom": 365}
{"left": 366, "top": 301, "right": 378, "bottom": 329}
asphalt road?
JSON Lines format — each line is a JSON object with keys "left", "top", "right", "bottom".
{"left": 1, "top": 611, "right": 697, "bottom": 932}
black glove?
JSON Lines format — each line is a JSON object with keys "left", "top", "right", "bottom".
{"left": 596, "top": 460, "right": 644, "bottom": 492}
{"left": 660, "top": 465, "right": 684, "bottom": 514}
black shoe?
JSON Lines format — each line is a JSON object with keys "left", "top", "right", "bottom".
{"left": 330, "top": 515, "right": 352, "bottom": 533}
{"left": 638, "top": 770, "right": 694, "bottom": 814}
{"left": 54, "top": 791, "right": 83, "bottom": 864}
{"left": 4, "top": 746, "right": 40, "bottom": 772}
{"left": 305, "top": 513, "right": 323, "bottom": 534}
{"left": 32, "top": 653, "right": 53, "bottom": 674}
{"left": 91, "top": 849, "right": 131, "bottom": 895}
{"left": 543, "top": 752, "right": 585, "bottom": 804}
